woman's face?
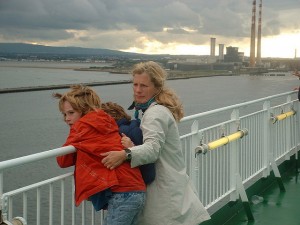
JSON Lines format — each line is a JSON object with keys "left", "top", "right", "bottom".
{"left": 62, "top": 101, "right": 82, "bottom": 127}
{"left": 133, "top": 72, "right": 157, "bottom": 104}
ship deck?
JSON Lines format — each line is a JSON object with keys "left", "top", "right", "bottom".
{"left": 225, "top": 166, "right": 299, "bottom": 225}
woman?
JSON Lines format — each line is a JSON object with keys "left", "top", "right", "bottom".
{"left": 54, "top": 85, "right": 146, "bottom": 225}
{"left": 101, "top": 61, "right": 210, "bottom": 225}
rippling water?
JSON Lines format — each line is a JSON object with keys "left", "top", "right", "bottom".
{"left": 0, "top": 61, "right": 130, "bottom": 89}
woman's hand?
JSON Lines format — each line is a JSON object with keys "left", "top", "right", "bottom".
{"left": 121, "top": 133, "right": 134, "bottom": 148}
{"left": 101, "top": 150, "right": 126, "bottom": 170}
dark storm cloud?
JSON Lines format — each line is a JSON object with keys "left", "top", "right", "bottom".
{"left": 0, "top": 0, "right": 298, "bottom": 51}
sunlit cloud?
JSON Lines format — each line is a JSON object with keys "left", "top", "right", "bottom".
{"left": 261, "top": 32, "right": 300, "bottom": 58}
{"left": 163, "top": 27, "right": 198, "bottom": 34}
{"left": 122, "top": 37, "right": 210, "bottom": 55}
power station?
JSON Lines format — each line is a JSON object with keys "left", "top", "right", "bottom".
{"left": 212, "top": 0, "right": 263, "bottom": 67}
{"left": 167, "top": 0, "right": 298, "bottom": 72}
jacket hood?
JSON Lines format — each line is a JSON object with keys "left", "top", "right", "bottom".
{"left": 80, "top": 110, "right": 119, "bottom": 134}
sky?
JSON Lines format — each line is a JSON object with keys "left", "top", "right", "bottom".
{"left": 0, "top": 0, "right": 300, "bottom": 58}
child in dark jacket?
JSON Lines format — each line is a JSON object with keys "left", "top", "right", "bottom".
{"left": 101, "top": 102, "right": 155, "bottom": 184}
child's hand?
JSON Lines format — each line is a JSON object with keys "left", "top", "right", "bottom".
{"left": 121, "top": 133, "right": 134, "bottom": 148}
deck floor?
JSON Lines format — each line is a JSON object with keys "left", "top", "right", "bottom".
{"left": 224, "top": 168, "right": 300, "bottom": 225}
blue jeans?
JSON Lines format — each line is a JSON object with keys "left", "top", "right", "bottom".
{"left": 104, "top": 192, "right": 145, "bottom": 225}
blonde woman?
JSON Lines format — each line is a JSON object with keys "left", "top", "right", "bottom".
{"left": 102, "top": 62, "right": 210, "bottom": 225}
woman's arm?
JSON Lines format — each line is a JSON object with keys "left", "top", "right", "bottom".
{"left": 130, "top": 106, "right": 168, "bottom": 167}
{"left": 102, "top": 105, "right": 170, "bottom": 169}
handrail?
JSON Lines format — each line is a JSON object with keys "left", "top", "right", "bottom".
{"left": 271, "top": 110, "right": 296, "bottom": 123}
{"left": 195, "top": 129, "right": 248, "bottom": 154}
{"left": 0, "top": 146, "right": 75, "bottom": 171}
{"left": 2, "top": 172, "right": 73, "bottom": 197}
{"left": 181, "top": 90, "right": 296, "bottom": 122}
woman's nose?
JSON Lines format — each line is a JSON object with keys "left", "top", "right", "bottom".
{"left": 135, "top": 85, "right": 142, "bottom": 92}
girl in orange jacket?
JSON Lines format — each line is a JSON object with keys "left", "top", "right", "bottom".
{"left": 53, "top": 85, "right": 145, "bottom": 225}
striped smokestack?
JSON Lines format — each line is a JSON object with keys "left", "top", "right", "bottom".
{"left": 249, "top": 0, "right": 256, "bottom": 67}
{"left": 256, "top": 0, "right": 262, "bottom": 65}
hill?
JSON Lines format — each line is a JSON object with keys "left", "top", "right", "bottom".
{"left": 0, "top": 43, "right": 159, "bottom": 59}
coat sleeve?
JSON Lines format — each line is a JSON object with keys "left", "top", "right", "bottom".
{"left": 56, "top": 152, "right": 76, "bottom": 168}
{"left": 130, "top": 105, "right": 170, "bottom": 167}
{"left": 56, "top": 126, "right": 78, "bottom": 168}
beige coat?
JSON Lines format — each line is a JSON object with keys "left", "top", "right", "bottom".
{"left": 130, "top": 104, "right": 210, "bottom": 225}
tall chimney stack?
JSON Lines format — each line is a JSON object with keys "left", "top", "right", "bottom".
{"left": 256, "top": 0, "right": 262, "bottom": 65}
{"left": 210, "top": 37, "right": 216, "bottom": 56}
{"left": 249, "top": 0, "right": 256, "bottom": 67}
{"left": 219, "top": 44, "right": 224, "bottom": 61}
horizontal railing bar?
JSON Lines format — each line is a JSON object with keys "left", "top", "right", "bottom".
{"left": 180, "top": 119, "right": 235, "bottom": 139}
{"left": 0, "top": 146, "right": 75, "bottom": 171}
{"left": 181, "top": 91, "right": 296, "bottom": 122}
{"left": 205, "top": 189, "right": 235, "bottom": 212}
{"left": 2, "top": 172, "right": 73, "bottom": 197}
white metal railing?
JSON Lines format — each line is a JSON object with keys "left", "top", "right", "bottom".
{"left": 0, "top": 91, "right": 299, "bottom": 224}
{"left": 179, "top": 90, "right": 299, "bottom": 216}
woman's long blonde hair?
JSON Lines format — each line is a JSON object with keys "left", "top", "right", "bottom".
{"left": 132, "top": 61, "right": 184, "bottom": 122}
{"left": 53, "top": 84, "right": 101, "bottom": 116}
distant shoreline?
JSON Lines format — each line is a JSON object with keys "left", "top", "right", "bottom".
{"left": 0, "top": 61, "right": 238, "bottom": 78}
{"left": 74, "top": 67, "right": 238, "bottom": 79}
{"left": 0, "top": 67, "right": 237, "bottom": 94}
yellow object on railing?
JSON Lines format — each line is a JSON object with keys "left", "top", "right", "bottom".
{"left": 271, "top": 110, "right": 296, "bottom": 124}
{"left": 195, "top": 129, "right": 248, "bottom": 154}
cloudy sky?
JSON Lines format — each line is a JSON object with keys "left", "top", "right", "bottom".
{"left": 0, "top": 0, "right": 299, "bottom": 58}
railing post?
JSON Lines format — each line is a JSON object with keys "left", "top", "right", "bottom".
{"left": 61, "top": 179, "right": 65, "bottom": 225}
{"left": 230, "top": 108, "right": 254, "bottom": 221}
{"left": 72, "top": 178, "right": 75, "bottom": 225}
{"left": 285, "top": 95, "right": 292, "bottom": 160}
{"left": 296, "top": 98, "right": 300, "bottom": 168}
{"left": 269, "top": 105, "right": 286, "bottom": 192}
{"left": 229, "top": 109, "right": 239, "bottom": 202}
{"left": 191, "top": 120, "right": 200, "bottom": 191}
{"left": 0, "top": 172, "right": 3, "bottom": 224}
{"left": 263, "top": 101, "right": 271, "bottom": 177}
{"left": 0, "top": 172, "right": 8, "bottom": 223}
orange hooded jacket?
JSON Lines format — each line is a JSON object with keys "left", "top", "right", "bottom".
{"left": 57, "top": 110, "right": 145, "bottom": 206}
